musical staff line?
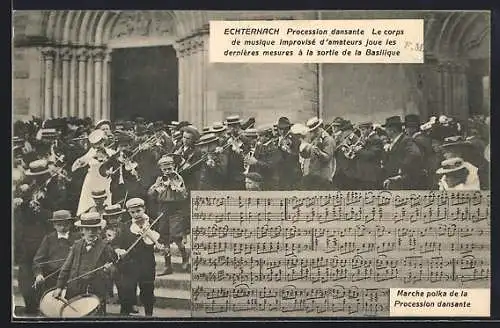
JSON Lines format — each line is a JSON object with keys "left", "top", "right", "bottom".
{"left": 190, "top": 191, "right": 491, "bottom": 317}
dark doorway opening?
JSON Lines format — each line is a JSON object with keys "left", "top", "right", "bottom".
{"left": 110, "top": 46, "right": 178, "bottom": 123}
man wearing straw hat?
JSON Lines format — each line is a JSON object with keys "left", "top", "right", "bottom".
{"left": 33, "top": 210, "right": 79, "bottom": 304}
{"left": 53, "top": 212, "right": 117, "bottom": 316}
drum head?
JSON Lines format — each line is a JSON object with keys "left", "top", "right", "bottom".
{"left": 39, "top": 288, "right": 67, "bottom": 318}
{"left": 60, "top": 294, "right": 100, "bottom": 318}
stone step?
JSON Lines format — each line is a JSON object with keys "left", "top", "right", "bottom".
{"left": 12, "top": 295, "right": 191, "bottom": 318}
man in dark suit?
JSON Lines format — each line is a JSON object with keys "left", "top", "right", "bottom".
{"left": 53, "top": 212, "right": 117, "bottom": 316}
{"left": 382, "top": 116, "right": 425, "bottom": 190}
{"left": 275, "top": 117, "right": 301, "bottom": 190}
{"left": 404, "top": 114, "right": 435, "bottom": 189}
{"left": 33, "top": 210, "right": 79, "bottom": 299}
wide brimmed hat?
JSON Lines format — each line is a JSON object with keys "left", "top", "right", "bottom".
{"left": 158, "top": 153, "right": 184, "bottom": 167}
{"left": 306, "top": 117, "right": 323, "bottom": 131}
{"left": 125, "top": 197, "right": 145, "bottom": 209}
{"left": 331, "top": 117, "right": 344, "bottom": 126}
{"left": 243, "top": 128, "right": 259, "bottom": 138}
{"left": 91, "top": 189, "right": 107, "bottom": 199}
{"left": 224, "top": 115, "right": 243, "bottom": 126}
{"left": 277, "top": 117, "right": 292, "bottom": 129}
{"left": 439, "top": 136, "right": 476, "bottom": 151}
{"left": 196, "top": 133, "right": 219, "bottom": 146}
{"left": 95, "top": 119, "right": 111, "bottom": 129}
{"left": 382, "top": 116, "right": 404, "bottom": 128}
{"left": 404, "top": 114, "right": 421, "bottom": 127}
{"left": 102, "top": 204, "right": 126, "bottom": 217}
{"left": 25, "top": 159, "right": 51, "bottom": 176}
{"left": 49, "top": 210, "right": 74, "bottom": 222}
{"left": 211, "top": 122, "right": 227, "bottom": 133}
{"left": 75, "top": 212, "right": 106, "bottom": 228}
{"left": 88, "top": 129, "right": 105, "bottom": 144}
{"left": 436, "top": 157, "right": 467, "bottom": 175}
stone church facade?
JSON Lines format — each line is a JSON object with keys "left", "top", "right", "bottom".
{"left": 13, "top": 10, "right": 490, "bottom": 127}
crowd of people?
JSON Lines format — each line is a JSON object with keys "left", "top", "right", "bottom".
{"left": 12, "top": 112, "right": 490, "bottom": 317}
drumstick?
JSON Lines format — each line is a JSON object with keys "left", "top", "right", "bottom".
{"left": 55, "top": 296, "right": 80, "bottom": 313}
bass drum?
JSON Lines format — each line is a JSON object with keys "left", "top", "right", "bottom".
{"left": 39, "top": 287, "right": 67, "bottom": 318}
{"left": 60, "top": 293, "right": 101, "bottom": 318}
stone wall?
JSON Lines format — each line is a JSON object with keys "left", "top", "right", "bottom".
{"left": 13, "top": 47, "right": 43, "bottom": 121}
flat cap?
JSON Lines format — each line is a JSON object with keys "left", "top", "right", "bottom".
{"left": 125, "top": 197, "right": 145, "bottom": 209}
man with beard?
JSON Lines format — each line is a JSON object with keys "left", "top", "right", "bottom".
{"left": 53, "top": 212, "right": 116, "bottom": 316}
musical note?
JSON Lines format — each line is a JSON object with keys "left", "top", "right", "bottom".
{"left": 190, "top": 191, "right": 490, "bottom": 317}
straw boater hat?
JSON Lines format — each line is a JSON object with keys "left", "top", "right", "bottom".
{"left": 91, "top": 189, "right": 107, "bottom": 199}
{"left": 306, "top": 117, "right": 323, "bottom": 132}
{"left": 436, "top": 157, "right": 467, "bottom": 175}
{"left": 196, "top": 133, "right": 219, "bottom": 147}
{"left": 289, "top": 123, "right": 308, "bottom": 136}
{"left": 75, "top": 212, "right": 106, "bottom": 228}
{"left": 202, "top": 126, "right": 211, "bottom": 135}
{"left": 224, "top": 115, "right": 243, "bottom": 126}
{"left": 25, "top": 159, "right": 51, "bottom": 176}
{"left": 125, "top": 198, "right": 145, "bottom": 209}
{"left": 102, "top": 204, "right": 126, "bottom": 217}
{"left": 49, "top": 210, "right": 74, "bottom": 222}
{"left": 95, "top": 119, "right": 111, "bottom": 129}
{"left": 88, "top": 129, "right": 105, "bottom": 145}
{"left": 168, "top": 121, "right": 179, "bottom": 130}
{"left": 211, "top": 122, "right": 227, "bottom": 133}
{"left": 243, "top": 128, "right": 258, "bottom": 138}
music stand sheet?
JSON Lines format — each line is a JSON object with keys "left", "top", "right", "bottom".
{"left": 190, "top": 190, "right": 490, "bottom": 317}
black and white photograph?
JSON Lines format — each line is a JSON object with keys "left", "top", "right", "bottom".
{"left": 12, "top": 10, "right": 490, "bottom": 319}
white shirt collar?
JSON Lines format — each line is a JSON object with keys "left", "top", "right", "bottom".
{"left": 57, "top": 232, "right": 69, "bottom": 239}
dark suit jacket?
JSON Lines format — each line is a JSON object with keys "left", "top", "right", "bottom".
{"left": 56, "top": 239, "right": 117, "bottom": 300}
{"left": 33, "top": 231, "right": 80, "bottom": 276}
{"left": 383, "top": 134, "right": 425, "bottom": 189}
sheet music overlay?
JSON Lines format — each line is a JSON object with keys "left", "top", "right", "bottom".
{"left": 190, "top": 191, "right": 490, "bottom": 317}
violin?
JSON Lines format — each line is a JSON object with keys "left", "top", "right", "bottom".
{"left": 130, "top": 221, "right": 163, "bottom": 249}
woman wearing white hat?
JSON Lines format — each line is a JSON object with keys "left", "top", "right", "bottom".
{"left": 71, "top": 129, "right": 116, "bottom": 216}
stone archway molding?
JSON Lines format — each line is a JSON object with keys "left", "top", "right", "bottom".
{"left": 33, "top": 10, "right": 210, "bottom": 127}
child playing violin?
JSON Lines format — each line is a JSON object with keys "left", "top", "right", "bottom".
{"left": 112, "top": 198, "right": 164, "bottom": 316}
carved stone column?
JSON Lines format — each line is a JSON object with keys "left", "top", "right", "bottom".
{"left": 101, "top": 49, "right": 112, "bottom": 120}
{"left": 86, "top": 49, "right": 95, "bottom": 119}
{"left": 60, "top": 47, "right": 73, "bottom": 117}
{"left": 93, "top": 48, "right": 105, "bottom": 121}
{"left": 77, "top": 48, "right": 88, "bottom": 118}
{"left": 174, "top": 30, "right": 208, "bottom": 128}
{"left": 42, "top": 47, "right": 56, "bottom": 119}
{"left": 52, "top": 50, "right": 62, "bottom": 117}
{"left": 69, "top": 48, "right": 78, "bottom": 116}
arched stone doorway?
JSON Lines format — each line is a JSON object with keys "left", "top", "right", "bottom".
{"left": 17, "top": 10, "right": 210, "bottom": 127}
